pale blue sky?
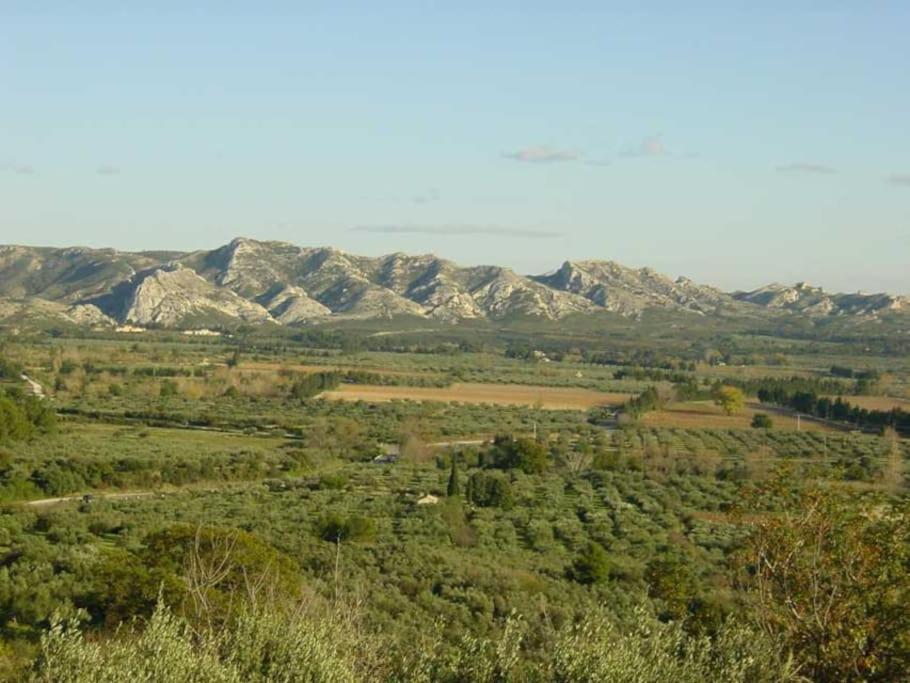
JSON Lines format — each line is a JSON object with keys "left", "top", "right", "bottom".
{"left": 2, "top": 2, "right": 908, "bottom": 293}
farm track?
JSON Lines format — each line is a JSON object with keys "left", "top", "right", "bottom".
{"left": 20, "top": 373, "right": 45, "bottom": 399}
{"left": 25, "top": 491, "right": 156, "bottom": 507}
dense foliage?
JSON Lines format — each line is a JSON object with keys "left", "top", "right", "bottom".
{"left": 0, "top": 390, "right": 56, "bottom": 443}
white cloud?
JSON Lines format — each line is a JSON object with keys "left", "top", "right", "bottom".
{"left": 622, "top": 134, "right": 668, "bottom": 158}
{"left": 503, "top": 146, "right": 580, "bottom": 163}
{"left": 412, "top": 188, "right": 440, "bottom": 204}
{"left": 351, "top": 224, "right": 563, "bottom": 238}
{"left": 1, "top": 162, "right": 36, "bottom": 175}
{"left": 776, "top": 162, "right": 836, "bottom": 174}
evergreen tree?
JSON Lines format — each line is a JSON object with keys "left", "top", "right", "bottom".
{"left": 446, "top": 456, "right": 460, "bottom": 496}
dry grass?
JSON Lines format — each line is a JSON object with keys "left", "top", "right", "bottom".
{"left": 319, "top": 382, "right": 632, "bottom": 410}
{"left": 824, "top": 395, "right": 910, "bottom": 411}
{"left": 641, "top": 401, "right": 839, "bottom": 432}
{"left": 689, "top": 510, "right": 769, "bottom": 525}
{"left": 699, "top": 364, "right": 817, "bottom": 380}
{"left": 238, "top": 361, "right": 440, "bottom": 378}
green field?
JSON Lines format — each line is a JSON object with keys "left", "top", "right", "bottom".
{"left": 0, "top": 325, "right": 907, "bottom": 681}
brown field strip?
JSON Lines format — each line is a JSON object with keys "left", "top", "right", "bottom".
{"left": 823, "top": 395, "right": 910, "bottom": 411}
{"left": 237, "top": 361, "right": 442, "bottom": 378}
{"left": 641, "top": 401, "right": 839, "bottom": 432}
{"left": 319, "top": 382, "right": 633, "bottom": 410}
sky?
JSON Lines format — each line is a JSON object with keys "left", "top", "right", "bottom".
{"left": 1, "top": 2, "right": 908, "bottom": 293}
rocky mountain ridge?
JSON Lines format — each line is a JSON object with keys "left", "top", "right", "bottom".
{"left": 0, "top": 238, "right": 905, "bottom": 328}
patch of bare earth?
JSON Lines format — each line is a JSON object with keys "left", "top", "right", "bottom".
{"left": 642, "top": 401, "right": 838, "bottom": 432}
{"left": 320, "top": 382, "right": 632, "bottom": 410}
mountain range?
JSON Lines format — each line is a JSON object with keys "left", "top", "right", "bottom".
{"left": 0, "top": 238, "right": 905, "bottom": 329}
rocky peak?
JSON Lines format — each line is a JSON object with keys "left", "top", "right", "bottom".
{"left": 87, "top": 264, "right": 272, "bottom": 327}
{"left": 1, "top": 239, "right": 905, "bottom": 328}
{"left": 256, "top": 284, "right": 331, "bottom": 324}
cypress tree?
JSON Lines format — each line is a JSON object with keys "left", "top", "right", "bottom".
{"left": 446, "top": 456, "right": 460, "bottom": 497}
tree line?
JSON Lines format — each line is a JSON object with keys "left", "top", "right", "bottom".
{"left": 758, "top": 388, "right": 910, "bottom": 435}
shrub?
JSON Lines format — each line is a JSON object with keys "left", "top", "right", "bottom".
{"left": 571, "top": 542, "right": 611, "bottom": 585}
{"left": 486, "top": 435, "right": 549, "bottom": 474}
{"left": 316, "top": 513, "right": 377, "bottom": 543}
{"left": 33, "top": 600, "right": 369, "bottom": 683}
{"left": 466, "top": 471, "right": 514, "bottom": 509}
{"left": 750, "top": 413, "right": 773, "bottom": 429}
{"left": 549, "top": 607, "right": 799, "bottom": 683}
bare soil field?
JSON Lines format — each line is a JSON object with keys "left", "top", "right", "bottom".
{"left": 319, "top": 382, "right": 632, "bottom": 410}
{"left": 641, "top": 401, "right": 838, "bottom": 432}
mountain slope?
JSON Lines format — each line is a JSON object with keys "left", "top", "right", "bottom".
{"left": 534, "top": 260, "right": 735, "bottom": 315}
{"left": 0, "top": 238, "right": 905, "bottom": 329}
{"left": 87, "top": 264, "right": 273, "bottom": 327}
{"left": 0, "top": 245, "right": 170, "bottom": 302}
{"left": 733, "top": 282, "right": 907, "bottom": 316}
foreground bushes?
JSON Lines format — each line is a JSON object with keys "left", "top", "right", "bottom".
{"left": 33, "top": 602, "right": 370, "bottom": 683}
{"left": 31, "top": 601, "right": 798, "bottom": 683}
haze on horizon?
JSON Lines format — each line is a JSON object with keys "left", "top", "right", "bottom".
{"left": 2, "top": 3, "right": 908, "bottom": 295}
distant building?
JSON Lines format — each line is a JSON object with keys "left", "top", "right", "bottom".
{"left": 182, "top": 329, "right": 221, "bottom": 336}
{"left": 417, "top": 494, "right": 439, "bottom": 505}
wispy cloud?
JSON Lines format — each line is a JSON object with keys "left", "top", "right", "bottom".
{"left": 887, "top": 173, "right": 910, "bottom": 187}
{"left": 412, "top": 188, "right": 440, "bottom": 204}
{"left": 776, "top": 162, "right": 836, "bottom": 174}
{"left": 351, "top": 224, "right": 563, "bottom": 239}
{"left": 2, "top": 162, "right": 35, "bottom": 175}
{"left": 96, "top": 164, "right": 121, "bottom": 176}
{"left": 622, "top": 134, "right": 667, "bottom": 158}
{"left": 503, "top": 146, "right": 580, "bottom": 163}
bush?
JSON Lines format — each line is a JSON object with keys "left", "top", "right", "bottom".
{"left": 485, "top": 435, "right": 549, "bottom": 474}
{"left": 290, "top": 372, "right": 340, "bottom": 400}
{"left": 0, "top": 356, "right": 23, "bottom": 380}
{"left": 159, "top": 380, "right": 179, "bottom": 398}
{"left": 572, "top": 542, "right": 611, "bottom": 585}
{"left": 549, "top": 607, "right": 799, "bottom": 683}
{"left": 466, "top": 471, "right": 513, "bottom": 509}
{"left": 750, "top": 413, "right": 773, "bottom": 429}
{"left": 34, "top": 601, "right": 369, "bottom": 683}
{"left": 0, "top": 392, "right": 56, "bottom": 443}
{"left": 316, "top": 513, "right": 377, "bottom": 543}
{"left": 87, "top": 524, "right": 304, "bottom": 629}
{"left": 32, "top": 601, "right": 798, "bottom": 683}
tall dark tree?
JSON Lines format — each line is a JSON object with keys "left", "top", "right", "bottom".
{"left": 447, "top": 456, "right": 461, "bottom": 497}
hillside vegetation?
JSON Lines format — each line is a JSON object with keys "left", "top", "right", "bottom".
{"left": 0, "top": 320, "right": 907, "bottom": 681}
